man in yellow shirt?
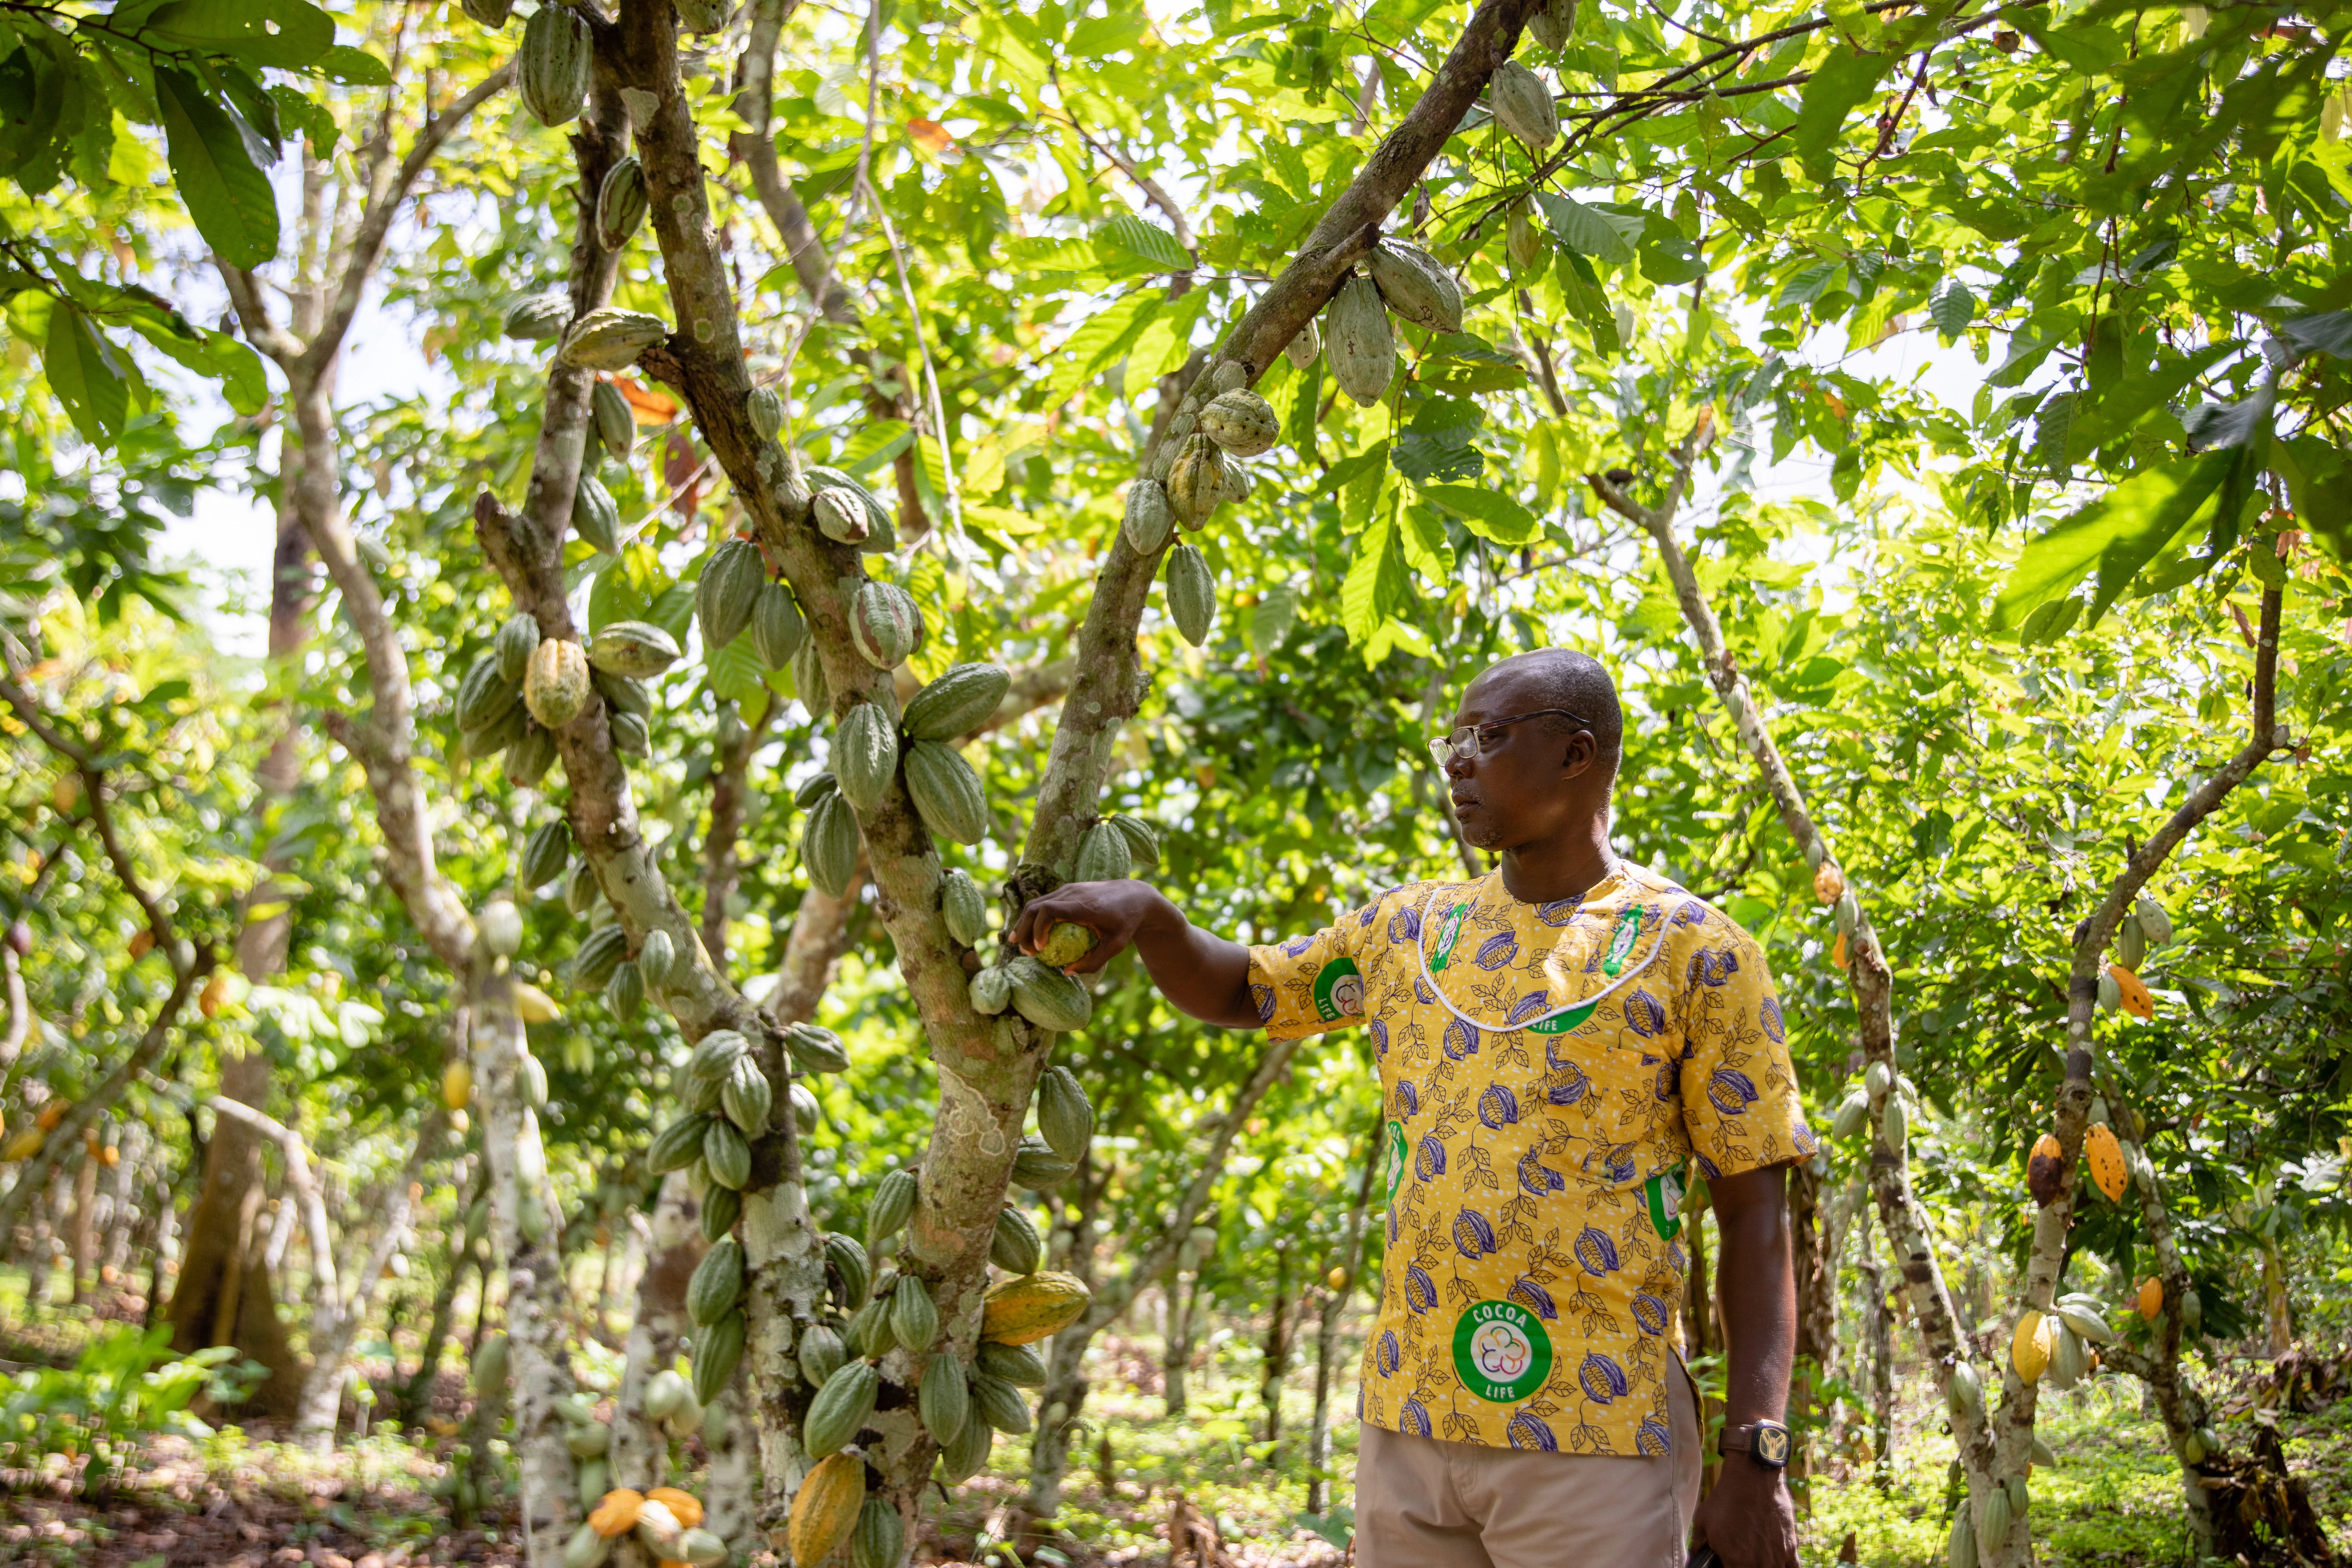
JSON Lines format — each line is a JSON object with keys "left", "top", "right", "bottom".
{"left": 1014, "top": 649, "right": 1808, "bottom": 1568}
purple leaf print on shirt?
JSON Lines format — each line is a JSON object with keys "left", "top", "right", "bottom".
{"left": 1508, "top": 1275, "right": 1559, "bottom": 1321}
{"left": 1506, "top": 992, "right": 1552, "bottom": 1026}
{"left": 1478, "top": 1084, "right": 1520, "bottom": 1129}
{"left": 1623, "top": 989, "right": 1667, "bottom": 1037}
{"left": 1453, "top": 1207, "right": 1499, "bottom": 1259}
{"left": 1358, "top": 903, "right": 1379, "bottom": 927}
{"left": 1252, "top": 984, "right": 1276, "bottom": 1024}
{"left": 1442, "top": 1018, "right": 1479, "bottom": 1060}
{"left": 1405, "top": 1265, "right": 1437, "bottom": 1314}
{"left": 1685, "top": 946, "right": 1740, "bottom": 987}
{"left": 1573, "top": 1225, "right": 1620, "bottom": 1276}
{"left": 1415, "top": 1135, "right": 1447, "bottom": 1181}
{"left": 1672, "top": 899, "right": 1708, "bottom": 928}
{"left": 1474, "top": 930, "right": 1519, "bottom": 970}
{"left": 1760, "top": 995, "right": 1785, "bottom": 1044}
{"left": 1517, "top": 1148, "right": 1565, "bottom": 1195}
{"left": 1603, "top": 1147, "right": 1636, "bottom": 1184}
{"left": 1654, "top": 1063, "right": 1676, "bottom": 1102}
{"left": 1707, "top": 1068, "right": 1759, "bottom": 1115}
{"left": 1535, "top": 898, "right": 1578, "bottom": 926}
{"left": 1578, "top": 1352, "right": 1630, "bottom": 1404}
{"left": 1389, "top": 905, "right": 1422, "bottom": 945}
{"left": 1507, "top": 1410, "right": 1559, "bottom": 1451}
{"left": 1284, "top": 934, "right": 1316, "bottom": 957}
{"left": 1400, "top": 1399, "right": 1434, "bottom": 1437}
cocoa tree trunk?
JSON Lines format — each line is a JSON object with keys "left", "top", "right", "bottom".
{"left": 1022, "top": 1150, "right": 1110, "bottom": 1526}
{"left": 1166, "top": 1268, "right": 1199, "bottom": 1420}
{"left": 1306, "top": 1116, "right": 1382, "bottom": 1514}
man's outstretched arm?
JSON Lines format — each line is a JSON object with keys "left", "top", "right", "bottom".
{"left": 1692, "top": 1163, "right": 1800, "bottom": 1568}
{"left": 1009, "top": 880, "right": 1260, "bottom": 1028}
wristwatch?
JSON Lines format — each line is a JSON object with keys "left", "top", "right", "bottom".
{"left": 1719, "top": 1419, "right": 1792, "bottom": 1470}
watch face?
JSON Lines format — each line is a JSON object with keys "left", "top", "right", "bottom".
{"left": 1753, "top": 1423, "right": 1792, "bottom": 1468}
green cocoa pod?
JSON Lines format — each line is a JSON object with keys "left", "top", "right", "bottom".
{"left": 866, "top": 1168, "right": 918, "bottom": 1252}
{"left": 975, "top": 1339, "right": 1047, "bottom": 1387}
{"left": 942, "top": 868, "right": 991, "bottom": 945}
{"left": 972, "top": 1374, "right": 1032, "bottom": 1435}
{"left": 690, "top": 1029, "right": 750, "bottom": 1080}
{"left": 696, "top": 538, "right": 766, "bottom": 652}
{"left": 689, "top": 1236, "right": 746, "bottom": 1325}
{"left": 1506, "top": 197, "right": 1547, "bottom": 270}
{"left": 721, "top": 1053, "right": 772, "bottom": 1135}
{"left": 1165, "top": 543, "right": 1215, "bottom": 647}
{"left": 905, "top": 740, "right": 988, "bottom": 845}
{"left": 1980, "top": 1479, "right": 2012, "bottom": 1545}
{"left": 1008, "top": 957, "right": 1092, "bottom": 1032}
{"left": 495, "top": 612, "right": 541, "bottom": 683}
{"left": 557, "top": 306, "right": 668, "bottom": 371}
{"left": 1072, "top": 821, "right": 1132, "bottom": 883}
{"left": 564, "top": 1520, "right": 612, "bottom": 1568}
{"left": 591, "top": 379, "right": 635, "bottom": 465}
{"left": 595, "top": 156, "right": 649, "bottom": 253}
{"left": 470, "top": 1331, "right": 510, "bottom": 1394}
{"left": 790, "top": 638, "right": 831, "bottom": 717}
{"left": 891, "top": 1273, "right": 939, "bottom": 1350}
{"left": 919, "top": 1351, "right": 969, "bottom": 1444}
{"left": 748, "top": 385, "right": 785, "bottom": 441}
{"left": 563, "top": 857, "right": 600, "bottom": 916}
{"left": 850, "top": 1300, "right": 892, "bottom": 1358}
{"left": 1199, "top": 388, "right": 1279, "bottom": 458}
{"left": 849, "top": 580, "right": 924, "bottom": 669}
{"left": 575, "top": 1455, "right": 609, "bottom": 1513}
{"left": 462, "top": 701, "right": 529, "bottom": 760}
{"left": 1036, "top": 1066, "right": 1095, "bottom": 1162}
{"left": 593, "top": 668, "right": 651, "bottom": 719}
{"left": 751, "top": 582, "right": 807, "bottom": 668}
{"left": 1490, "top": 59, "right": 1560, "bottom": 152}
{"left": 570, "top": 924, "right": 629, "bottom": 990}
{"left": 833, "top": 703, "right": 899, "bottom": 812}
{"left": 850, "top": 1497, "right": 903, "bottom": 1568}
{"left": 791, "top": 1080, "right": 821, "bottom": 1135}
{"left": 1110, "top": 814, "right": 1162, "bottom": 871}
{"left": 903, "top": 663, "right": 1011, "bottom": 741}
{"left": 1166, "top": 435, "right": 1231, "bottom": 527}
{"left": 700, "top": 1183, "right": 741, "bottom": 1242}
{"left": 799, "top": 1321, "right": 846, "bottom": 1386}
{"left": 586, "top": 621, "right": 680, "bottom": 678}
{"left": 1123, "top": 478, "right": 1174, "bottom": 554}
{"left": 990, "top": 1205, "right": 1043, "bottom": 1275}
{"left": 504, "top": 723, "right": 558, "bottom": 789}
{"left": 456, "top": 654, "right": 523, "bottom": 733}
{"left": 804, "top": 792, "right": 861, "bottom": 899}
{"left": 704, "top": 1120, "right": 751, "bottom": 1190}
{"left": 813, "top": 486, "right": 873, "bottom": 545}
{"left": 2181, "top": 1287, "right": 2202, "bottom": 1335}
{"left": 1944, "top": 1361, "right": 1983, "bottom": 1424}
{"left": 608, "top": 708, "right": 649, "bottom": 757}
{"left": 787, "top": 1022, "right": 850, "bottom": 1074}
{"left": 795, "top": 770, "right": 840, "bottom": 808}
{"left": 1831, "top": 1090, "right": 1869, "bottom": 1140}
{"left": 805, "top": 465, "right": 896, "bottom": 548}
{"left": 939, "top": 1404, "right": 994, "bottom": 1482}
{"left": 1947, "top": 1506, "right": 1977, "bottom": 1568}
{"left": 649, "top": 1114, "right": 710, "bottom": 1175}
{"left": 519, "top": 2, "right": 592, "bottom": 126}
{"left": 1366, "top": 240, "right": 1464, "bottom": 335}
{"left": 1883, "top": 1097, "right": 1909, "bottom": 1153}
{"left": 682, "top": 1064, "right": 725, "bottom": 1115}
{"left": 502, "top": 292, "right": 569, "bottom": 342}
{"left": 604, "top": 958, "right": 644, "bottom": 1020}
{"left": 805, "top": 1360, "right": 880, "bottom": 1456}
{"left": 970, "top": 964, "right": 1014, "bottom": 1015}
{"left": 1011, "top": 1135, "right": 1076, "bottom": 1190}
{"left": 1326, "top": 273, "right": 1396, "bottom": 406}
{"left": 566, "top": 1419, "right": 609, "bottom": 1457}
{"left": 638, "top": 928, "right": 677, "bottom": 988}
{"left": 690, "top": 1309, "right": 746, "bottom": 1405}
{"left": 825, "top": 1232, "right": 871, "bottom": 1308}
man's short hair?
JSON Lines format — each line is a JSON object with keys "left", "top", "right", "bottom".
{"left": 1488, "top": 648, "right": 1623, "bottom": 765}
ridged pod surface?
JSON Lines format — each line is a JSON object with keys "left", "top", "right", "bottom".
{"left": 688, "top": 1237, "right": 744, "bottom": 1325}
{"left": 590, "top": 378, "right": 635, "bottom": 461}
{"left": 825, "top": 1232, "right": 872, "bottom": 1306}
{"left": 585, "top": 621, "right": 679, "bottom": 678}
{"left": 1037, "top": 1066, "right": 1095, "bottom": 1161}
{"left": 865, "top": 1168, "right": 918, "bottom": 1251}
{"left": 2010, "top": 1308, "right": 2052, "bottom": 1383}
{"left": 720, "top": 1054, "right": 771, "bottom": 1135}
{"left": 788, "top": 1453, "right": 865, "bottom": 1567}
{"left": 522, "top": 821, "right": 571, "bottom": 890}
{"left": 1072, "top": 822, "right": 1132, "bottom": 883}
{"left": 903, "top": 662, "right": 1011, "bottom": 741}
{"left": 1366, "top": 241, "right": 1464, "bottom": 335}
{"left": 804, "top": 793, "right": 860, "bottom": 898}
{"left": 689, "top": 1309, "right": 744, "bottom": 1404}
{"left": 751, "top": 582, "right": 806, "bottom": 667}
{"left": 905, "top": 741, "right": 988, "bottom": 844}
{"left": 919, "top": 1352, "right": 969, "bottom": 1444}
{"left": 456, "top": 656, "right": 522, "bottom": 733}
{"left": 1165, "top": 544, "right": 1216, "bottom": 646}
{"left": 703, "top": 1119, "right": 751, "bottom": 1189}
{"left": 849, "top": 580, "right": 924, "bottom": 668}
{"left": 519, "top": 3, "right": 591, "bottom": 126}
{"left": 1326, "top": 274, "right": 1395, "bottom": 406}
{"left": 747, "top": 386, "right": 785, "bottom": 441}
{"left": 2084, "top": 1123, "right": 2128, "bottom": 1201}
{"left": 804, "top": 465, "right": 897, "bottom": 551}
{"left": 939, "top": 1409, "right": 994, "bottom": 1483}
{"left": 1529, "top": 0, "right": 1576, "bottom": 48}
{"left": 890, "top": 1274, "right": 939, "bottom": 1349}
{"left": 503, "top": 292, "right": 570, "bottom": 342}
{"left": 696, "top": 538, "right": 766, "bottom": 651}
{"left": 558, "top": 307, "right": 667, "bottom": 371}
{"left": 976, "top": 1339, "right": 1047, "bottom": 1385}
{"left": 1200, "top": 389, "right": 1279, "bottom": 457}
{"left": 969, "top": 966, "right": 1013, "bottom": 1015}
{"left": 798, "top": 1322, "right": 846, "bottom": 1387}
{"left": 571, "top": 473, "right": 619, "bottom": 552}
{"left": 1166, "top": 435, "right": 1230, "bottom": 527}
{"left": 833, "top": 703, "right": 900, "bottom": 811}
{"left": 495, "top": 612, "right": 540, "bottom": 681}
{"left": 1008, "top": 958, "right": 1092, "bottom": 1031}
{"left": 524, "top": 639, "right": 593, "bottom": 729}
{"left": 595, "top": 157, "right": 649, "bottom": 252}
{"left": 1284, "top": 318, "right": 1321, "bottom": 369}
{"left": 990, "top": 1205, "right": 1043, "bottom": 1274}
{"left": 971, "top": 1375, "right": 1032, "bottom": 1434}
{"left": 804, "top": 1360, "right": 880, "bottom": 1455}
{"left": 850, "top": 1498, "right": 904, "bottom": 1568}
{"left": 813, "top": 486, "right": 872, "bottom": 545}
{"left": 1490, "top": 61, "right": 1560, "bottom": 152}
{"left": 1123, "top": 478, "right": 1173, "bottom": 554}
{"left": 1111, "top": 814, "right": 1161, "bottom": 869}
{"left": 1507, "top": 199, "right": 1546, "bottom": 270}
{"left": 941, "top": 868, "right": 991, "bottom": 945}
{"left": 787, "top": 1021, "right": 850, "bottom": 1073}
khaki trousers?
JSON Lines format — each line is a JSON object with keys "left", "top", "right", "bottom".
{"left": 1353, "top": 1361, "right": 1702, "bottom": 1568}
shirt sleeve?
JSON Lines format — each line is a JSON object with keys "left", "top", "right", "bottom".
{"left": 1674, "top": 914, "right": 1817, "bottom": 1181}
{"left": 1244, "top": 897, "right": 1379, "bottom": 1040}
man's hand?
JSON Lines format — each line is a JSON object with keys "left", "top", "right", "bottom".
{"left": 1690, "top": 1460, "right": 1798, "bottom": 1568}
{"left": 1010, "top": 880, "right": 1261, "bottom": 1027}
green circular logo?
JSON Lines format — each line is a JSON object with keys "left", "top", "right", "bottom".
{"left": 1451, "top": 1299, "right": 1553, "bottom": 1404}
{"left": 1312, "top": 957, "right": 1365, "bottom": 1021}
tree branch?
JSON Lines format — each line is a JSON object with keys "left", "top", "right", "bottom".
{"left": 0, "top": 669, "right": 180, "bottom": 949}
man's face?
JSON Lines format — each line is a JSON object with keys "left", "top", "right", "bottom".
{"left": 1443, "top": 663, "right": 1604, "bottom": 852}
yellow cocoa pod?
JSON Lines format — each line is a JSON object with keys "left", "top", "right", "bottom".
{"left": 2085, "top": 1123, "right": 2127, "bottom": 1202}
{"left": 2135, "top": 1276, "right": 2163, "bottom": 1319}
{"left": 1813, "top": 861, "right": 1846, "bottom": 904}
{"left": 2108, "top": 963, "right": 2154, "bottom": 1020}
{"left": 1328, "top": 1266, "right": 1348, "bottom": 1291}
{"left": 789, "top": 1452, "right": 866, "bottom": 1568}
{"left": 442, "top": 1060, "right": 474, "bottom": 1112}
{"left": 589, "top": 1488, "right": 645, "bottom": 1539}
{"left": 513, "top": 981, "right": 562, "bottom": 1023}
{"left": 980, "top": 1269, "right": 1093, "bottom": 1345}
{"left": 2010, "top": 1309, "right": 2053, "bottom": 1384}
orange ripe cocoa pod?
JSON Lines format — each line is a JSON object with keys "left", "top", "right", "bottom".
{"left": 2135, "top": 1277, "right": 2163, "bottom": 1319}
{"left": 2085, "top": 1124, "right": 2128, "bottom": 1202}
{"left": 589, "top": 1488, "right": 646, "bottom": 1539}
{"left": 1814, "top": 861, "right": 1846, "bottom": 904}
{"left": 646, "top": 1489, "right": 702, "bottom": 1530}
{"left": 1831, "top": 931, "right": 1849, "bottom": 970}
{"left": 2109, "top": 964, "right": 2154, "bottom": 1020}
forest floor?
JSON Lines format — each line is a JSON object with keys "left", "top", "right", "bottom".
{"left": 6, "top": 1316, "right": 2350, "bottom": 1566}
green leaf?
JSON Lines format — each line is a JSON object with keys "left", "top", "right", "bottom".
{"left": 1340, "top": 507, "right": 1393, "bottom": 643}
{"left": 588, "top": 543, "right": 668, "bottom": 632}
{"left": 153, "top": 68, "right": 280, "bottom": 268}
{"left": 1793, "top": 46, "right": 1895, "bottom": 171}
{"left": 1095, "top": 214, "right": 1192, "bottom": 272}
{"left": 2066, "top": 342, "right": 2235, "bottom": 458}
{"left": 2276, "top": 436, "right": 2352, "bottom": 562}
{"left": 1929, "top": 279, "right": 1975, "bottom": 339}
{"left": 315, "top": 46, "right": 392, "bottom": 86}
{"left": 2280, "top": 312, "right": 2352, "bottom": 360}
{"left": 43, "top": 299, "right": 129, "bottom": 445}
{"left": 142, "top": 0, "right": 336, "bottom": 69}
{"left": 836, "top": 419, "right": 912, "bottom": 475}
{"left": 1418, "top": 484, "right": 1538, "bottom": 545}
{"left": 1992, "top": 454, "right": 2232, "bottom": 631}
{"left": 1533, "top": 193, "right": 1639, "bottom": 267}
{"left": 707, "top": 633, "right": 771, "bottom": 706}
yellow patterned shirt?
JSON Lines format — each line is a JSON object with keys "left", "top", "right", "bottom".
{"left": 1247, "top": 863, "right": 1813, "bottom": 1457}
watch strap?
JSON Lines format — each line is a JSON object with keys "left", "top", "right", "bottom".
{"left": 1719, "top": 1420, "right": 1792, "bottom": 1468}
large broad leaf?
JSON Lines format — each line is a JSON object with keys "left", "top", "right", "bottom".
{"left": 1929, "top": 278, "right": 1976, "bottom": 339}
{"left": 2276, "top": 436, "right": 2352, "bottom": 562}
{"left": 1340, "top": 509, "right": 1393, "bottom": 644}
{"left": 2066, "top": 341, "right": 2235, "bottom": 457}
{"left": 44, "top": 300, "right": 130, "bottom": 444}
{"left": 836, "top": 418, "right": 911, "bottom": 475}
{"left": 1991, "top": 454, "right": 2232, "bottom": 631}
{"left": 1418, "top": 484, "right": 1539, "bottom": 545}
{"left": 1793, "top": 46, "right": 1895, "bottom": 171}
{"left": 2183, "top": 384, "right": 2274, "bottom": 452}
{"left": 141, "top": 0, "right": 335, "bottom": 69}
{"left": 2280, "top": 311, "right": 2352, "bottom": 360}
{"left": 1533, "top": 193, "right": 1640, "bottom": 267}
{"left": 707, "top": 633, "right": 771, "bottom": 707}
{"left": 153, "top": 68, "right": 279, "bottom": 268}
{"left": 1094, "top": 214, "right": 1192, "bottom": 272}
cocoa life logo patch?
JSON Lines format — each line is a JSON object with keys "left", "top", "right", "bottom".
{"left": 1600, "top": 905, "right": 1646, "bottom": 976}
{"left": 1429, "top": 902, "right": 1471, "bottom": 971}
{"left": 1525, "top": 1000, "right": 1600, "bottom": 1036}
{"left": 1312, "top": 957, "right": 1365, "bottom": 1021}
{"left": 1451, "top": 1299, "right": 1553, "bottom": 1404}
{"left": 1384, "top": 1119, "right": 1408, "bottom": 1206}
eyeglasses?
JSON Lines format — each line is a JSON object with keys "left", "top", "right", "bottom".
{"left": 1427, "top": 709, "right": 1593, "bottom": 767}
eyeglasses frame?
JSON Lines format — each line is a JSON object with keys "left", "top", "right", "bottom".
{"left": 1427, "top": 708, "right": 1595, "bottom": 768}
